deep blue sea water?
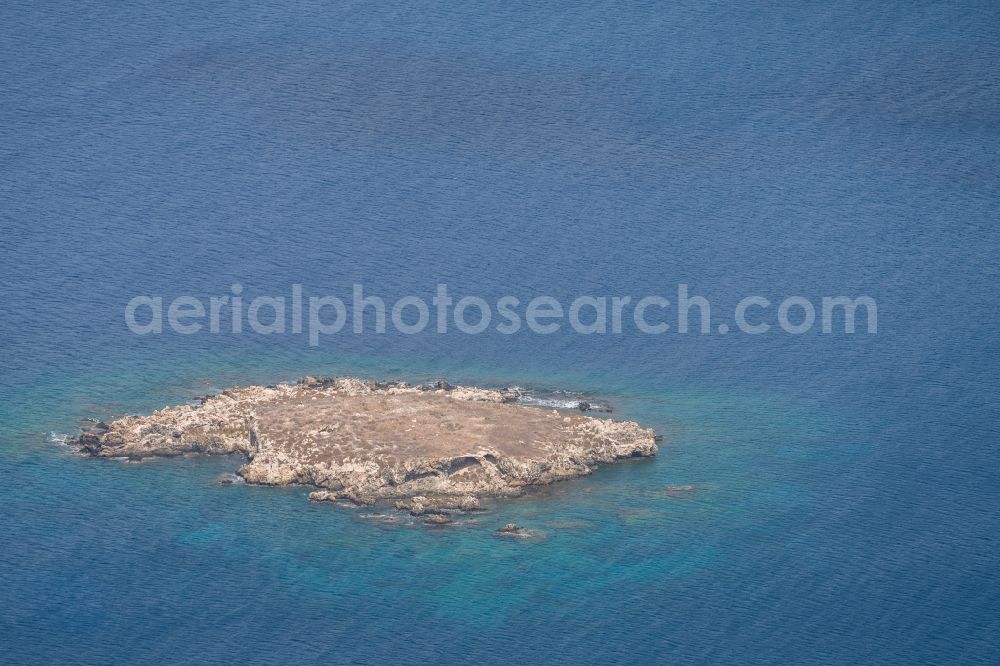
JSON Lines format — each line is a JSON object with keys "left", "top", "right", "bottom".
{"left": 2, "top": 1, "right": 998, "bottom": 663}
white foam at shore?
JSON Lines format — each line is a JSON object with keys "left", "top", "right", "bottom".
{"left": 516, "top": 395, "right": 585, "bottom": 410}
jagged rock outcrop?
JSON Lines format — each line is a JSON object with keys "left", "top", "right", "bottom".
{"left": 72, "top": 377, "right": 658, "bottom": 510}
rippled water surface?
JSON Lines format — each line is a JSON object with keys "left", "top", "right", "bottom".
{"left": 2, "top": 1, "right": 998, "bottom": 663}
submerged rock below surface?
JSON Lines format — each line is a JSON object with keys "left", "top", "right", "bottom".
{"left": 71, "top": 377, "right": 658, "bottom": 510}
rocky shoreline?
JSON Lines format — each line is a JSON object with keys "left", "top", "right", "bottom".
{"left": 72, "top": 376, "right": 658, "bottom": 521}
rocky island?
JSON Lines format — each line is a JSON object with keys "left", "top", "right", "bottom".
{"left": 73, "top": 377, "right": 657, "bottom": 518}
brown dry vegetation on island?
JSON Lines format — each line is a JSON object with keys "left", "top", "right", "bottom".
{"left": 74, "top": 377, "right": 657, "bottom": 517}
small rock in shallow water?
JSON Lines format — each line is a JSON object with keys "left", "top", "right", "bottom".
{"left": 423, "top": 513, "right": 454, "bottom": 525}
{"left": 496, "top": 523, "right": 544, "bottom": 539}
{"left": 396, "top": 494, "right": 481, "bottom": 515}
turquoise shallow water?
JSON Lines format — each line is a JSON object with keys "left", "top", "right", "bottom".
{"left": 2, "top": 0, "right": 999, "bottom": 663}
